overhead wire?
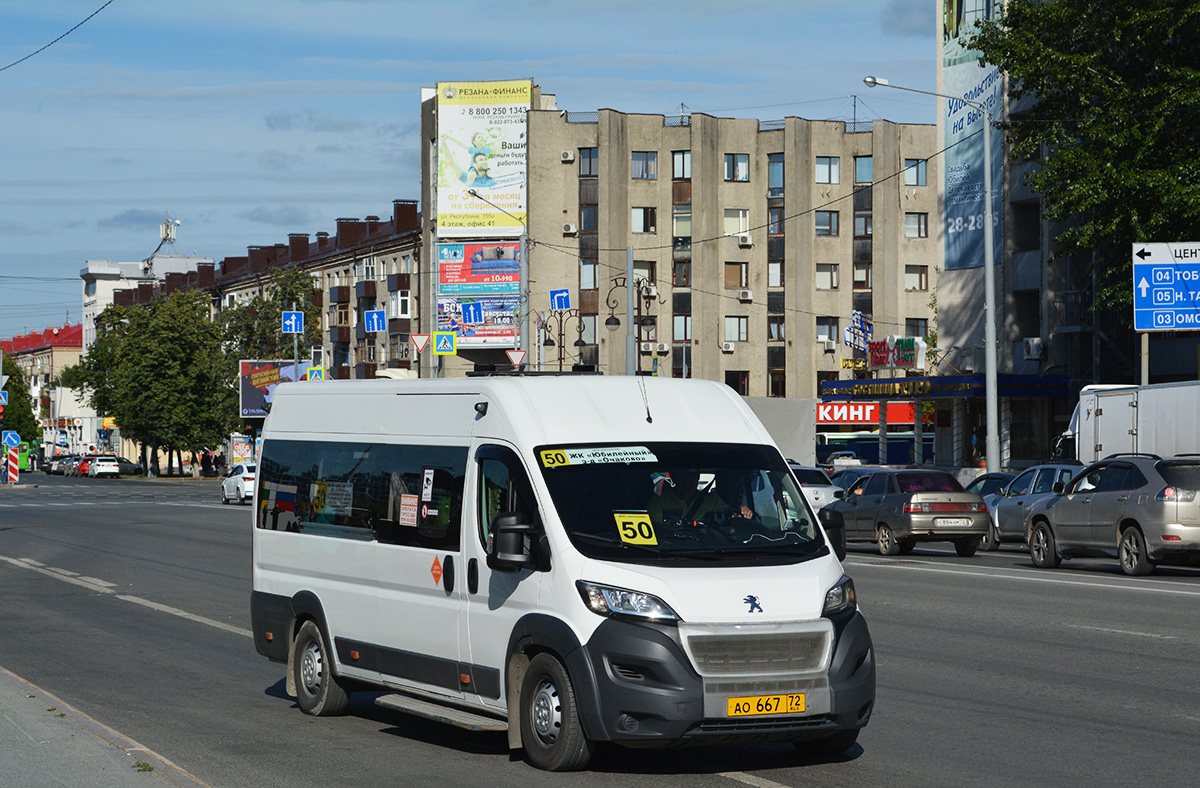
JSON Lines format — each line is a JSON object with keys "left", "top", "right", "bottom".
{"left": 0, "top": 0, "right": 115, "bottom": 73}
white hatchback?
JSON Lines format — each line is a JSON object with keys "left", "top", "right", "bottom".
{"left": 221, "top": 463, "right": 257, "bottom": 505}
{"left": 88, "top": 456, "right": 121, "bottom": 479}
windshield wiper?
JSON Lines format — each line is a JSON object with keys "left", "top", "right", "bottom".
{"left": 572, "top": 532, "right": 662, "bottom": 556}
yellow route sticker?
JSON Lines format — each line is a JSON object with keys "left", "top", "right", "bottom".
{"left": 540, "top": 449, "right": 570, "bottom": 468}
{"left": 614, "top": 512, "right": 657, "bottom": 545}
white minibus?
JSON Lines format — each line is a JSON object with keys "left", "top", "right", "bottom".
{"left": 251, "top": 375, "right": 874, "bottom": 770}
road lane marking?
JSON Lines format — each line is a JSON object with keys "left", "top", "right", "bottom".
{"left": 1066, "top": 624, "right": 1178, "bottom": 640}
{"left": 718, "top": 772, "right": 795, "bottom": 788}
{"left": 843, "top": 556, "right": 1200, "bottom": 597}
{"left": 0, "top": 555, "right": 252, "bottom": 639}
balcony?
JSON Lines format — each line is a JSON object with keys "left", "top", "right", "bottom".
{"left": 388, "top": 317, "right": 411, "bottom": 334}
{"left": 387, "top": 273, "right": 411, "bottom": 292}
{"left": 332, "top": 365, "right": 352, "bottom": 380}
{"left": 354, "top": 362, "right": 377, "bottom": 379}
{"left": 329, "top": 286, "right": 350, "bottom": 303}
{"left": 310, "top": 290, "right": 323, "bottom": 308}
{"left": 328, "top": 325, "right": 350, "bottom": 343}
{"left": 355, "top": 280, "right": 376, "bottom": 300}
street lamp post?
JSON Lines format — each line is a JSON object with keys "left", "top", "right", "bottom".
{"left": 467, "top": 189, "right": 530, "bottom": 362}
{"left": 864, "top": 75, "right": 1000, "bottom": 473}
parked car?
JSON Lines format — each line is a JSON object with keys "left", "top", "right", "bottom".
{"left": 980, "top": 462, "right": 1081, "bottom": 551}
{"left": 1027, "top": 454, "right": 1200, "bottom": 576}
{"left": 827, "top": 469, "right": 989, "bottom": 556}
{"left": 787, "top": 462, "right": 844, "bottom": 511}
{"left": 88, "top": 456, "right": 121, "bottom": 479}
{"left": 74, "top": 455, "right": 98, "bottom": 477}
{"left": 221, "top": 463, "right": 257, "bottom": 505}
{"left": 829, "top": 466, "right": 875, "bottom": 491}
{"left": 965, "top": 472, "right": 1016, "bottom": 498}
{"left": 820, "top": 450, "right": 863, "bottom": 475}
{"left": 117, "top": 457, "right": 145, "bottom": 475}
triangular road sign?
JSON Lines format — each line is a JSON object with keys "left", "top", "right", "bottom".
{"left": 506, "top": 349, "right": 527, "bottom": 368}
{"left": 411, "top": 334, "right": 431, "bottom": 354}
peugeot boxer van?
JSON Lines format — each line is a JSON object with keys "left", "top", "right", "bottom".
{"left": 251, "top": 375, "right": 874, "bottom": 771}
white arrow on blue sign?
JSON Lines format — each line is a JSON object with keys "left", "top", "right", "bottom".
{"left": 364, "top": 310, "right": 386, "bottom": 333}
{"left": 460, "top": 301, "right": 484, "bottom": 325}
{"left": 2, "top": 431, "right": 19, "bottom": 448}
{"left": 282, "top": 311, "right": 304, "bottom": 334}
{"left": 1132, "top": 242, "right": 1200, "bottom": 332}
{"left": 550, "top": 289, "right": 571, "bottom": 311}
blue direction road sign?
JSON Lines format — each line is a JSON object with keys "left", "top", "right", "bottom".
{"left": 282, "top": 310, "right": 304, "bottom": 334}
{"left": 364, "top": 309, "right": 386, "bottom": 333}
{"left": 460, "top": 301, "right": 484, "bottom": 325}
{"left": 1132, "top": 243, "right": 1200, "bottom": 332}
{"left": 2, "top": 430, "right": 19, "bottom": 448}
{"left": 549, "top": 289, "right": 571, "bottom": 311}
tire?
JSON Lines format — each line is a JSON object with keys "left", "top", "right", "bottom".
{"left": 292, "top": 620, "right": 350, "bottom": 716}
{"left": 221, "top": 487, "right": 229, "bottom": 505}
{"left": 1029, "top": 522, "right": 1061, "bottom": 568}
{"left": 876, "top": 525, "right": 900, "bottom": 556}
{"left": 794, "top": 728, "right": 860, "bottom": 758}
{"left": 520, "top": 653, "right": 593, "bottom": 771}
{"left": 980, "top": 523, "right": 1000, "bottom": 552}
{"left": 1119, "top": 527, "right": 1153, "bottom": 576}
{"left": 955, "top": 537, "right": 978, "bottom": 557}
{"left": 897, "top": 539, "right": 916, "bottom": 555}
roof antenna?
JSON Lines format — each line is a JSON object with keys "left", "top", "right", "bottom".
{"left": 638, "top": 375, "right": 653, "bottom": 423}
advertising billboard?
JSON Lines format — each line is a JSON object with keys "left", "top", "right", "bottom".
{"left": 942, "top": 0, "right": 1003, "bottom": 271}
{"left": 239, "top": 360, "right": 308, "bottom": 418}
{"left": 436, "top": 296, "right": 519, "bottom": 346}
{"left": 436, "top": 79, "right": 531, "bottom": 238}
{"left": 437, "top": 241, "right": 521, "bottom": 294}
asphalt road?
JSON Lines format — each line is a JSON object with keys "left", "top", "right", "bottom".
{"left": 2, "top": 475, "right": 1198, "bottom": 787}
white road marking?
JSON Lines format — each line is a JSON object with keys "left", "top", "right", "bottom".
{"left": 0, "top": 555, "right": 252, "bottom": 639}
{"left": 718, "top": 771, "right": 795, "bottom": 788}
{"left": 843, "top": 556, "right": 1200, "bottom": 597}
{"left": 1065, "top": 624, "right": 1178, "bottom": 640}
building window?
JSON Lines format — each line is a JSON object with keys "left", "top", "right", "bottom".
{"left": 725, "top": 370, "right": 749, "bottom": 395}
{"left": 905, "top": 264, "right": 928, "bottom": 291}
{"left": 336, "top": 303, "right": 350, "bottom": 326}
{"left": 724, "top": 315, "right": 749, "bottom": 342}
{"left": 724, "top": 208, "right": 749, "bottom": 235}
{"left": 638, "top": 315, "right": 657, "bottom": 343}
{"left": 904, "top": 158, "right": 927, "bottom": 186}
{"left": 768, "top": 314, "right": 784, "bottom": 341}
{"left": 673, "top": 314, "right": 692, "bottom": 341}
{"left": 631, "top": 206, "right": 657, "bottom": 233}
{"left": 853, "top": 262, "right": 872, "bottom": 290}
{"left": 816, "top": 263, "right": 839, "bottom": 290}
{"left": 673, "top": 150, "right": 692, "bottom": 179}
{"left": 581, "top": 258, "right": 598, "bottom": 290}
{"left": 724, "top": 153, "right": 750, "bottom": 182}
{"left": 815, "top": 210, "right": 838, "bottom": 236}
{"left": 579, "top": 147, "right": 598, "bottom": 177}
{"left": 580, "top": 204, "right": 598, "bottom": 231}
{"left": 673, "top": 206, "right": 691, "bottom": 236}
{"left": 767, "top": 291, "right": 784, "bottom": 314}
{"left": 672, "top": 344, "right": 692, "bottom": 378}
{"left": 767, "top": 153, "right": 784, "bottom": 197}
{"left": 816, "top": 316, "right": 839, "bottom": 343}
{"left": 905, "top": 212, "right": 929, "bottom": 238}
{"left": 631, "top": 151, "right": 658, "bottom": 180}
{"left": 816, "top": 370, "right": 839, "bottom": 397}
{"left": 579, "top": 314, "right": 597, "bottom": 345}
{"left": 634, "top": 260, "right": 656, "bottom": 286}
{"left": 725, "top": 262, "right": 748, "bottom": 289}
{"left": 673, "top": 260, "right": 691, "bottom": 287}
{"left": 854, "top": 210, "right": 873, "bottom": 238}
{"left": 816, "top": 156, "right": 840, "bottom": 184}
{"left": 768, "top": 369, "right": 786, "bottom": 398}
{"left": 388, "top": 289, "right": 411, "bottom": 319}
{"left": 854, "top": 155, "right": 873, "bottom": 184}
{"left": 768, "top": 259, "right": 783, "bottom": 288}
{"left": 768, "top": 207, "right": 784, "bottom": 235}
{"left": 906, "top": 318, "right": 929, "bottom": 339}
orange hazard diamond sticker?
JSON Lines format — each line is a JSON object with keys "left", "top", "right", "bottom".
{"left": 430, "top": 556, "right": 443, "bottom": 585}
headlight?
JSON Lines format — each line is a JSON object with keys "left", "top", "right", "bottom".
{"left": 822, "top": 575, "right": 857, "bottom": 617}
{"left": 576, "top": 581, "right": 680, "bottom": 621}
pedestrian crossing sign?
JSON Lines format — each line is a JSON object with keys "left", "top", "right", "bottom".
{"left": 433, "top": 332, "right": 457, "bottom": 355}
{"left": 307, "top": 367, "right": 324, "bottom": 381}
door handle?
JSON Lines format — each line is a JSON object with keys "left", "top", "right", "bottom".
{"left": 1117, "top": 495, "right": 1129, "bottom": 502}
{"left": 467, "top": 558, "right": 479, "bottom": 594}
{"left": 442, "top": 555, "right": 455, "bottom": 595}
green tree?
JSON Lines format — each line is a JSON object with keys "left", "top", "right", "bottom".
{"left": 969, "top": 0, "right": 1200, "bottom": 313}
{"left": 221, "top": 265, "right": 322, "bottom": 361}
{"left": 1, "top": 353, "right": 39, "bottom": 442}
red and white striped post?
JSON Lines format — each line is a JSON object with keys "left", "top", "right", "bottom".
{"left": 4, "top": 447, "right": 17, "bottom": 484}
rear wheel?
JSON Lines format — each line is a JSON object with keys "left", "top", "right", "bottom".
{"left": 955, "top": 537, "right": 979, "bottom": 557}
{"left": 1119, "top": 527, "right": 1153, "bottom": 576}
{"left": 1029, "top": 522, "right": 1061, "bottom": 568}
{"left": 292, "top": 620, "right": 350, "bottom": 716}
{"left": 794, "top": 728, "right": 860, "bottom": 758}
{"left": 876, "top": 525, "right": 901, "bottom": 556}
{"left": 980, "top": 523, "right": 1001, "bottom": 551}
{"left": 221, "top": 486, "right": 229, "bottom": 505}
{"left": 520, "top": 653, "right": 593, "bottom": 771}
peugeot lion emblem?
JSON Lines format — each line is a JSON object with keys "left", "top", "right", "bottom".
{"left": 743, "top": 595, "right": 763, "bottom": 613}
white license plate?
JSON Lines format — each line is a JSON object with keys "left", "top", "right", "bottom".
{"left": 936, "top": 517, "right": 970, "bottom": 527}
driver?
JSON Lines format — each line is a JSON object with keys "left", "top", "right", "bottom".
{"left": 648, "top": 468, "right": 754, "bottom": 526}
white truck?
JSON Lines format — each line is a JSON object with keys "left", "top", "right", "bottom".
{"left": 1057, "top": 381, "right": 1200, "bottom": 463}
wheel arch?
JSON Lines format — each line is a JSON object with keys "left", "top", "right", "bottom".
{"left": 285, "top": 591, "right": 332, "bottom": 697}
{"left": 504, "top": 614, "right": 593, "bottom": 751}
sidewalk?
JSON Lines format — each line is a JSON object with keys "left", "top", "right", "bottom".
{"left": 0, "top": 666, "right": 209, "bottom": 788}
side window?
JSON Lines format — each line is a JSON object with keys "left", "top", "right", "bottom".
{"left": 865, "top": 474, "right": 889, "bottom": 495}
{"left": 1032, "top": 469, "right": 1057, "bottom": 494}
{"left": 476, "top": 446, "right": 540, "bottom": 548}
{"left": 1094, "top": 465, "right": 1131, "bottom": 492}
{"left": 1073, "top": 466, "right": 1106, "bottom": 493}
{"left": 1009, "top": 469, "right": 1037, "bottom": 496}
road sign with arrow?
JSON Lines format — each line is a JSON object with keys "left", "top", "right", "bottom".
{"left": 1132, "top": 242, "right": 1200, "bottom": 332}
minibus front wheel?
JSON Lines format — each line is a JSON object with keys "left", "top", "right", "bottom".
{"left": 519, "top": 653, "right": 593, "bottom": 771}
{"left": 292, "top": 620, "right": 350, "bottom": 716}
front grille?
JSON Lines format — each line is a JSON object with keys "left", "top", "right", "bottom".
{"left": 691, "top": 715, "right": 833, "bottom": 734}
{"left": 686, "top": 630, "right": 830, "bottom": 675}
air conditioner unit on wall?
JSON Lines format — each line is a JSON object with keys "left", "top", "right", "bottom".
{"left": 823, "top": 340, "right": 837, "bottom": 352}
{"left": 561, "top": 150, "right": 575, "bottom": 163}
{"left": 721, "top": 342, "right": 735, "bottom": 353}
{"left": 738, "top": 289, "right": 753, "bottom": 303}
{"left": 563, "top": 223, "right": 577, "bottom": 236}
{"left": 639, "top": 342, "right": 654, "bottom": 354}
{"left": 1023, "top": 337, "right": 1044, "bottom": 361}
{"left": 656, "top": 343, "right": 669, "bottom": 354}
{"left": 738, "top": 233, "right": 753, "bottom": 248}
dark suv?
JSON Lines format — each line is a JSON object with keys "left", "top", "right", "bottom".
{"left": 1026, "top": 454, "right": 1200, "bottom": 575}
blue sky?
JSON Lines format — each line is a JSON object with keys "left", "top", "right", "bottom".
{"left": 0, "top": 0, "right": 937, "bottom": 339}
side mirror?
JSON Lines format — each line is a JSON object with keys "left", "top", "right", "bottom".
{"left": 1052, "top": 481, "right": 1065, "bottom": 494}
{"left": 819, "top": 508, "right": 847, "bottom": 561}
{"left": 486, "top": 512, "right": 538, "bottom": 573}
{"left": 833, "top": 489, "right": 845, "bottom": 500}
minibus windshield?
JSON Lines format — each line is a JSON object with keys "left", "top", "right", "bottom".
{"left": 535, "top": 442, "right": 827, "bottom": 566}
